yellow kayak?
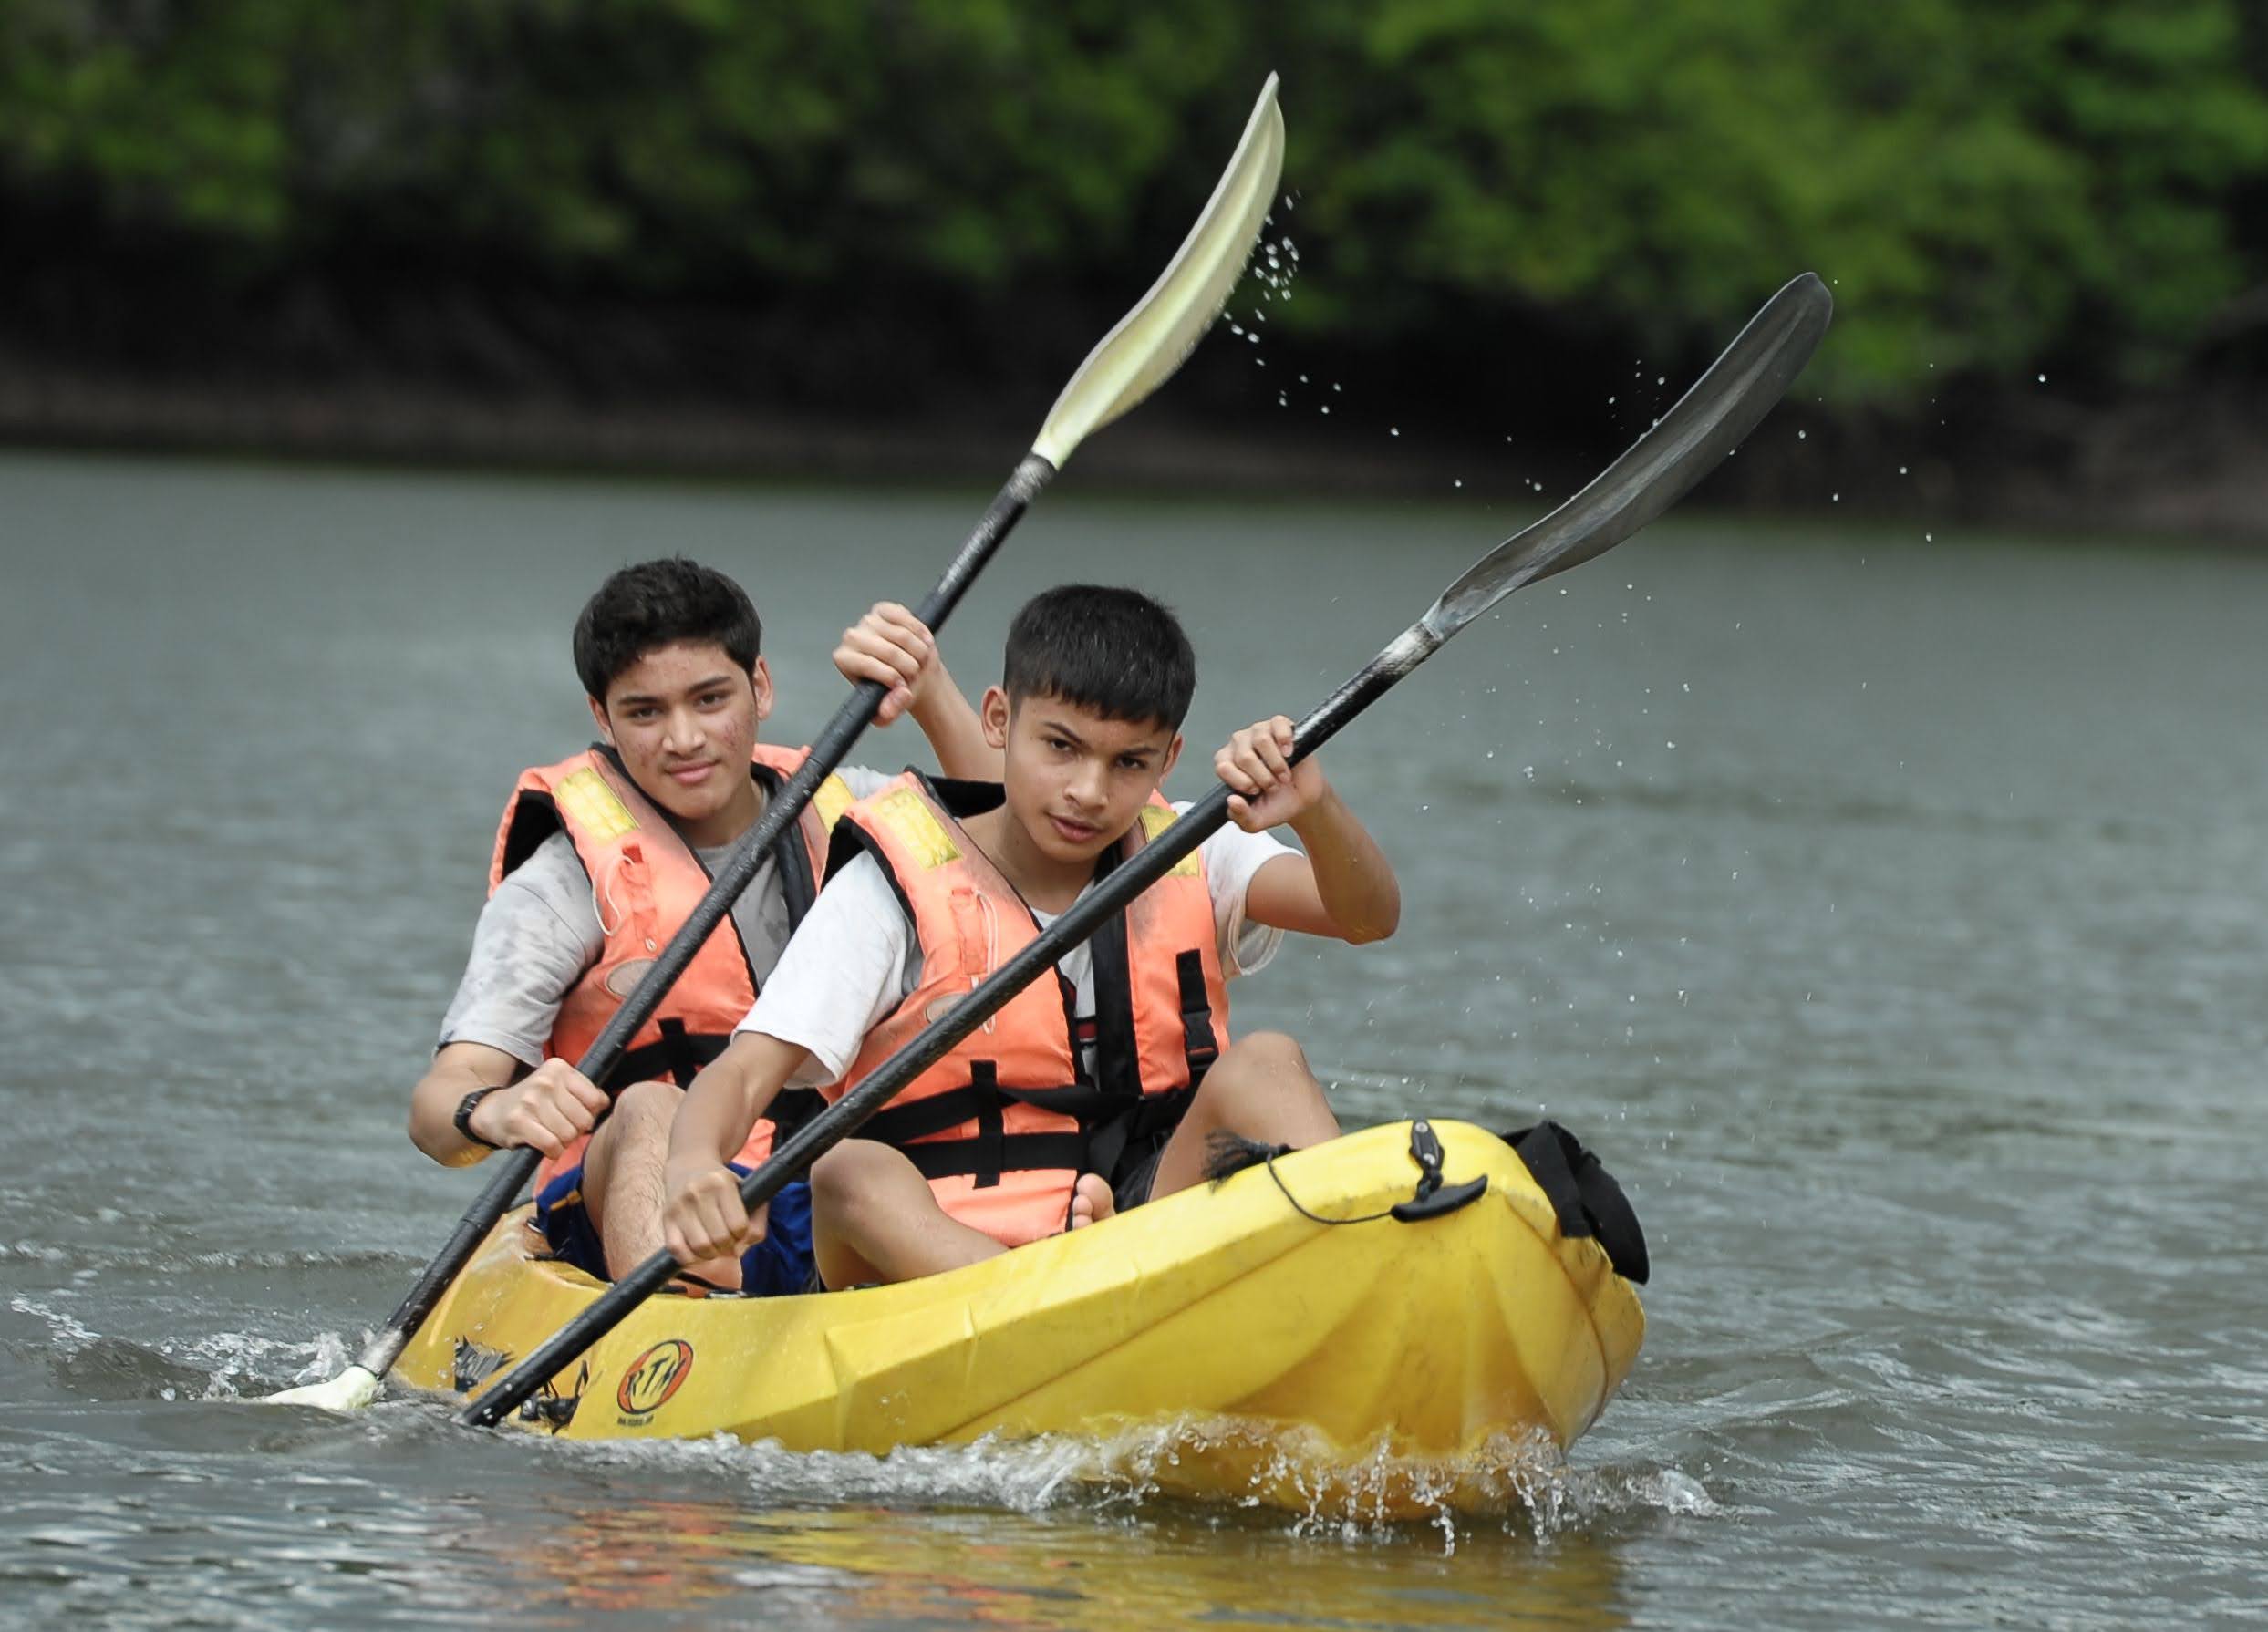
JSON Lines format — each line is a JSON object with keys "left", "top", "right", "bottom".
{"left": 396, "top": 1119, "right": 1645, "bottom": 1517}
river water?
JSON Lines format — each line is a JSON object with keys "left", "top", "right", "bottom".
{"left": 2, "top": 449, "right": 2262, "bottom": 1628}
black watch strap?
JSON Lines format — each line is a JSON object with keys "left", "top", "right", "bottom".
{"left": 454, "top": 1085, "right": 506, "bottom": 1150}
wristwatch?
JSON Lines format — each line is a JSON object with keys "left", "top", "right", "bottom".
{"left": 454, "top": 1085, "right": 506, "bottom": 1150}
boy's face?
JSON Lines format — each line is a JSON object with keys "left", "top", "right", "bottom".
{"left": 590, "top": 640, "right": 772, "bottom": 839}
{"left": 983, "top": 688, "right": 1182, "bottom": 865}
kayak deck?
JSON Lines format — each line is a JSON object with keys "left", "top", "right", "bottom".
{"left": 395, "top": 1120, "right": 1643, "bottom": 1515}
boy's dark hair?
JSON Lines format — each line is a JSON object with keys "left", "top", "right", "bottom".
{"left": 573, "top": 558, "right": 761, "bottom": 701}
{"left": 1003, "top": 584, "right": 1196, "bottom": 729}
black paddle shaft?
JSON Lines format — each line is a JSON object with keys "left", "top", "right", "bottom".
{"left": 461, "top": 273, "right": 1832, "bottom": 1430}
{"left": 354, "top": 454, "right": 1056, "bottom": 1387}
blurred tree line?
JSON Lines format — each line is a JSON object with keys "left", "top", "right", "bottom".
{"left": 4, "top": 1, "right": 2266, "bottom": 444}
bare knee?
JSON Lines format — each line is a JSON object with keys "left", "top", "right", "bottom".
{"left": 582, "top": 1079, "right": 680, "bottom": 1257}
{"left": 1212, "top": 1031, "right": 1310, "bottom": 1083}
{"left": 1188, "top": 1030, "right": 1335, "bottom": 1146}
{"left": 611, "top": 1079, "right": 682, "bottom": 1127}
{"left": 810, "top": 1140, "right": 947, "bottom": 1287}
{"left": 811, "top": 1139, "right": 912, "bottom": 1216}
{"left": 585, "top": 1079, "right": 678, "bottom": 1178}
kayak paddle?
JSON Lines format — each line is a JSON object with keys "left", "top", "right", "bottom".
{"left": 460, "top": 270, "right": 1832, "bottom": 1431}
{"left": 268, "top": 73, "right": 1286, "bottom": 1411}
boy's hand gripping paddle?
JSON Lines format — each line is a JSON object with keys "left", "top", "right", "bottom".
{"left": 267, "top": 77, "right": 1286, "bottom": 1411}
{"left": 461, "top": 272, "right": 1833, "bottom": 1431}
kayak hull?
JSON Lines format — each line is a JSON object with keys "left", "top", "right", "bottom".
{"left": 394, "top": 1120, "right": 1644, "bottom": 1516}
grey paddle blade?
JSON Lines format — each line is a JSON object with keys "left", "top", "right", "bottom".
{"left": 1423, "top": 273, "right": 1833, "bottom": 640}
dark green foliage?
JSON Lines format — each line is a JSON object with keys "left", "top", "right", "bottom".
{"left": 3, "top": 1, "right": 2263, "bottom": 404}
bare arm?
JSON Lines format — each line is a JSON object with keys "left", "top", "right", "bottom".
{"left": 1217, "top": 717, "right": 1401, "bottom": 945}
{"left": 409, "top": 1042, "right": 609, "bottom": 1168}
{"left": 408, "top": 1042, "right": 520, "bottom": 1166}
{"left": 834, "top": 602, "right": 1002, "bottom": 780}
{"left": 662, "top": 1030, "right": 814, "bottom": 1264}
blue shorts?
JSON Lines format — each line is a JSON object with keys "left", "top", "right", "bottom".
{"left": 534, "top": 1163, "right": 815, "bottom": 1298}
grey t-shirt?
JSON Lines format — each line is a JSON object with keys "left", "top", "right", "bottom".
{"left": 437, "top": 765, "right": 896, "bottom": 1066}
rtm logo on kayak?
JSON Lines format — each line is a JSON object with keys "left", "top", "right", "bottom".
{"left": 616, "top": 1338, "right": 694, "bottom": 1424}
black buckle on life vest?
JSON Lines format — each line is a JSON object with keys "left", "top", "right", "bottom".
{"left": 1175, "top": 949, "right": 1219, "bottom": 1083}
{"left": 968, "top": 1060, "right": 1005, "bottom": 1190}
{"left": 1390, "top": 1119, "right": 1489, "bottom": 1222}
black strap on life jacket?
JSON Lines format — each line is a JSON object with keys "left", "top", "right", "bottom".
{"left": 1175, "top": 949, "right": 1220, "bottom": 1082}
{"left": 896, "top": 1131, "right": 1091, "bottom": 1183}
{"left": 835, "top": 776, "right": 1223, "bottom": 1194}
{"left": 606, "top": 1021, "right": 726, "bottom": 1091}
{"left": 497, "top": 790, "right": 562, "bottom": 882}
{"left": 751, "top": 761, "right": 820, "bottom": 930}
{"left": 1076, "top": 841, "right": 1145, "bottom": 1184}
{"left": 864, "top": 1078, "right": 1197, "bottom": 1190}
{"left": 860, "top": 1073, "right": 1116, "bottom": 1185}
{"left": 1500, "top": 1121, "right": 1650, "bottom": 1285}
{"left": 600, "top": 1023, "right": 819, "bottom": 1137}
{"left": 1067, "top": 832, "right": 1222, "bottom": 1187}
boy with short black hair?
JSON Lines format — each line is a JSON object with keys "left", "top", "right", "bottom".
{"left": 408, "top": 556, "right": 997, "bottom": 1293}
{"left": 663, "top": 584, "right": 1400, "bottom": 1287}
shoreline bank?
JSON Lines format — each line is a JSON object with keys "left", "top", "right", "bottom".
{"left": 5, "top": 359, "right": 2264, "bottom": 542}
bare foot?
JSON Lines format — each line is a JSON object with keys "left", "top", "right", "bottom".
{"left": 1069, "top": 1172, "right": 1116, "bottom": 1230}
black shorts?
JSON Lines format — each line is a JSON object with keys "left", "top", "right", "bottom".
{"left": 1112, "top": 1133, "right": 1172, "bottom": 1214}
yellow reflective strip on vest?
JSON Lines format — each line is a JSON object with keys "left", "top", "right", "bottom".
{"left": 871, "top": 785, "right": 962, "bottom": 871}
{"left": 554, "top": 767, "right": 639, "bottom": 843}
{"left": 813, "top": 773, "right": 854, "bottom": 832}
{"left": 1140, "top": 803, "right": 1200, "bottom": 878}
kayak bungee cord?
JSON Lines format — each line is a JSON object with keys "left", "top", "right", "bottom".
{"left": 461, "top": 271, "right": 1833, "bottom": 1431}
{"left": 267, "top": 73, "right": 1286, "bottom": 1412}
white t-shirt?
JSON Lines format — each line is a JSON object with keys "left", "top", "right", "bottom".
{"left": 437, "top": 763, "right": 898, "bottom": 1065}
{"left": 739, "top": 804, "right": 1292, "bottom": 1089}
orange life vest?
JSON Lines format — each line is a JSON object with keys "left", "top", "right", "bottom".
{"left": 491, "top": 742, "right": 855, "bottom": 1193}
{"left": 825, "top": 774, "right": 1231, "bottom": 1248}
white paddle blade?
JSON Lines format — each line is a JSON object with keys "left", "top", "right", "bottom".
{"left": 264, "top": 1363, "right": 382, "bottom": 1411}
{"left": 1030, "top": 74, "right": 1285, "bottom": 469}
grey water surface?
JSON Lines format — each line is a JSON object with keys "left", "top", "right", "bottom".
{"left": 1, "top": 449, "right": 2263, "bottom": 1628}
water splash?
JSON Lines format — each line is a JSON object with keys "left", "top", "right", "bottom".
{"left": 561, "top": 1419, "right": 1718, "bottom": 1548}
